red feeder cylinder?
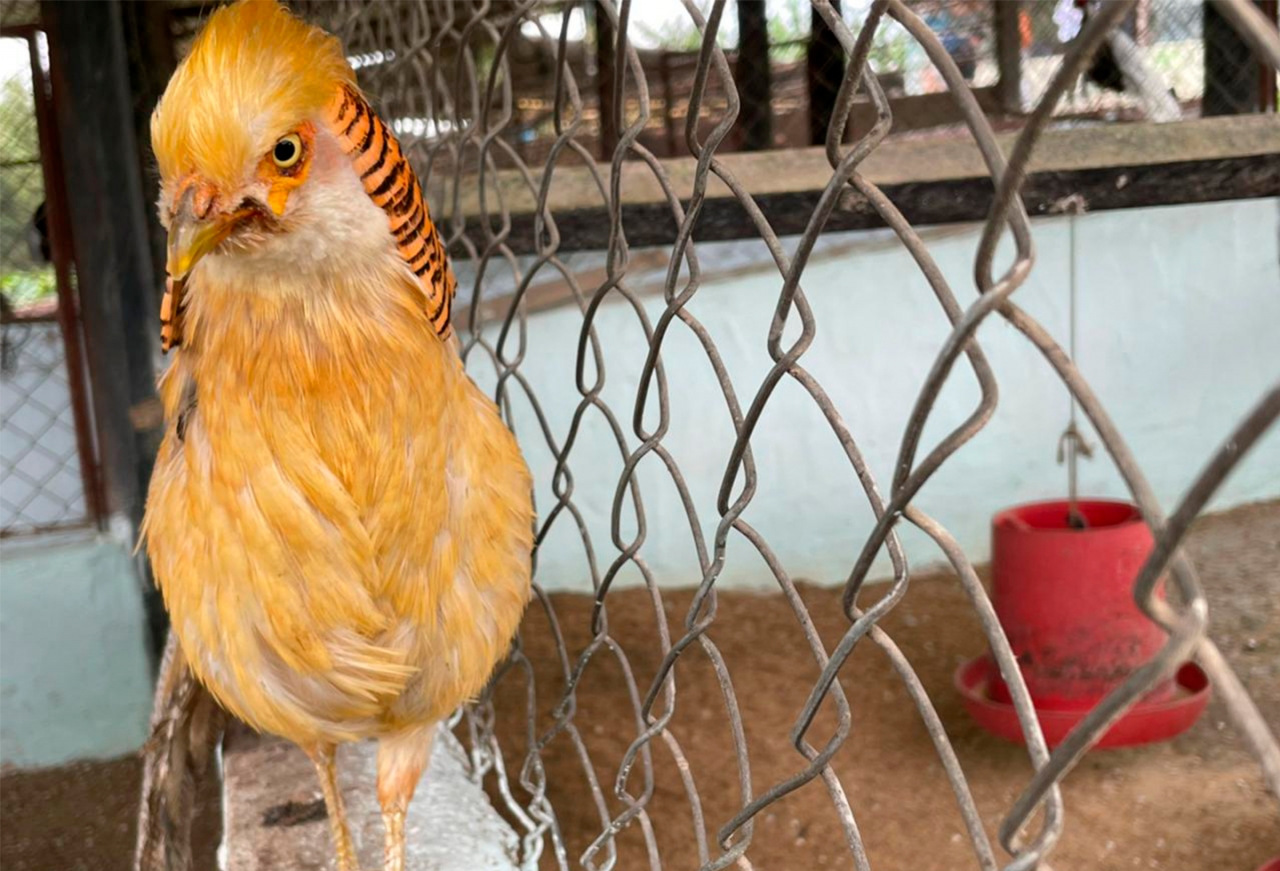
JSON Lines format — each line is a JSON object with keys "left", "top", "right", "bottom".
{"left": 988, "top": 498, "right": 1174, "bottom": 709}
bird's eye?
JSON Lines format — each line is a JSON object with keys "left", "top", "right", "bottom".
{"left": 272, "top": 134, "right": 303, "bottom": 168}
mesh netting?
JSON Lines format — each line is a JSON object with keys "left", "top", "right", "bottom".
{"left": 293, "top": 1, "right": 1279, "bottom": 869}
{"left": 0, "top": 29, "right": 91, "bottom": 536}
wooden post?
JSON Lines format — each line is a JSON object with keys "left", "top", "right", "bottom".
{"left": 594, "top": 1, "right": 618, "bottom": 161}
{"left": 1259, "top": 0, "right": 1277, "bottom": 112}
{"left": 737, "top": 0, "right": 773, "bottom": 151}
{"left": 41, "top": 0, "right": 167, "bottom": 662}
{"left": 807, "top": 0, "right": 842, "bottom": 146}
{"left": 993, "top": 0, "right": 1023, "bottom": 114}
{"left": 120, "top": 0, "right": 177, "bottom": 284}
{"left": 16, "top": 25, "right": 107, "bottom": 527}
{"left": 1134, "top": 0, "right": 1151, "bottom": 46}
{"left": 660, "top": 51, "right": 678, "bottom": 157}
{"left": 1204, "top": 0, "right": 1261, "bottom": 115}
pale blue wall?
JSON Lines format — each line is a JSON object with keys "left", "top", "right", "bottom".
{"left": 0, "top": 531, "right": 152, "bottom": 767}
{"left": 477, "top": 198, "right": 1280, "bottom": 592}
{"left": 2, "top": 198, "right": 1276, "bottom": 766}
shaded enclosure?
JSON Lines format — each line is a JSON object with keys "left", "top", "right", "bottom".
{"left": 0, "top": 1, "right": 1277, "bottom": 870}
{"left": 282, "top": 1, "right": 1280, "bottom": 869}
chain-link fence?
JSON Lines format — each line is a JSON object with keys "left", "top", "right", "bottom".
{"left": 306, "top": 1, "right": 1276, "bottom": 167}
{"left": 0, "top": 318, "right": 91, "bottom": 534}
{"left": 0, "top": 25, "right": 98, "bottom": 536}
{"left": 292, "top": 1, "right": 1280, "bottom": 868}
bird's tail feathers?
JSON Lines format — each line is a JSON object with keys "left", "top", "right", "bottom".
{"left": 135, "top": 633, "right": 226, "bottom": 871}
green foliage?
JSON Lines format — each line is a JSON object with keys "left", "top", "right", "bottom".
{"left": 0, "top": 72, "right": 37, "bottom": 157}
{"left": 767, "top": 0, "right": 810, "bottom": 62}
{"left": 631, "top": 10, "right": 716, "bottom": 52}
{"left": 759, "top": 0, "right": 914, "bottom": 70}
{"left": 867, "top": 23, "right": 913, "bottom": 74}
{"left": 0, "top": 269, "right": 55, "bottom": 307}
{"left": 1, "top": 49, "right": 55, "bottom": 306}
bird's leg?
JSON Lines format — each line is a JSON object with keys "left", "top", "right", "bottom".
{"left": 376, "top": 724, "right": 436, "bottom": 871}
{"left": 304, "top": 743, "right": 359, "bottom": 871}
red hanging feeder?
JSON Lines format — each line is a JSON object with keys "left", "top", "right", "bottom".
{"left": 956, "top": 498, "right": 1210, "bottom": 749}
{"left": 955, "top": 214, "right": 1208, "bottom": 747}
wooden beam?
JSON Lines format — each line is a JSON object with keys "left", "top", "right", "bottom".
{"left": 42, "top": 0, "right": 166, "bottom": 662}
{"left": 448, "top": 115, "right": 1280, "bottom": 254}
{"left": 843, "top": 86, "right": 1002, "bottom": 133}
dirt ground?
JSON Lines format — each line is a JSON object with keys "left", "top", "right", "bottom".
{"left": 0, "top": 753, "right": 222, "bottom": 871}
{"left": 3, "top": 501, "right": 1277, "bottom": 871}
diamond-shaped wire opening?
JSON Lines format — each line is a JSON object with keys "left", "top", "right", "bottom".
{"left": 276, "top": 3, "right": 1280, "bottom": 870}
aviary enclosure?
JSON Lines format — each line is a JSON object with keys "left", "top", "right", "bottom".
{"left": 149, "top": 0, "right": 1280, "bottom": 868}
{"left": 268, "top": 1, "right": 1280, "bottom": 869}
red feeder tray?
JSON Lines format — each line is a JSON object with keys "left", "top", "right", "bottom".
{"left": 955, "top": 655, "right": 1210, "bottom": 749}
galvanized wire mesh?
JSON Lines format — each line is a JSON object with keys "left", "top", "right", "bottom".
{"left": 0, "top": 317, "right": 90, "bottom": 534}
{"left": 298, "top": 1, "right": 1280, "bottom": 869}
{"left": 0, "top": 29, "right": 92, "bottom": 536}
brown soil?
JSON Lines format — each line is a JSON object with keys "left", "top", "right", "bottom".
{"left": 486, "top": 500, "right": 1280, "bottom": 871}
{"left": 0, "top": 754, "right": 220, "bottom": 871}
{"left": 3, "top": 501, "right": 1277, "bottom": 870}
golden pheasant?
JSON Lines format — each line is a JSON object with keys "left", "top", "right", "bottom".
{"left": 139, "top": 2, "right": 533, "bottom": 869}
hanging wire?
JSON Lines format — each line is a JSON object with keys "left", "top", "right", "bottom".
{"left": 1054, "top": 193, "right": 1094, "bottom": 529}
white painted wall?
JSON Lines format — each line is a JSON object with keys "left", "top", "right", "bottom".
{"left": 472, "top": 198, "right": 1280, "bottom": 593}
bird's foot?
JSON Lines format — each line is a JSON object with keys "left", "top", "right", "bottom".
{"left": 382, "top": 808, "right": 406, "bottom": 871}
{"left": 305, "top": 744, "right": 361, "bottom": 871}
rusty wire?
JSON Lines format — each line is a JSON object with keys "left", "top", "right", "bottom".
{"left": 296, "top": 2, "right": 1280, "bottom": 869}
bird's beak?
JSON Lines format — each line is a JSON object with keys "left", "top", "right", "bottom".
{"left": 166, "top": 187, "right": 254, "bottom": 281}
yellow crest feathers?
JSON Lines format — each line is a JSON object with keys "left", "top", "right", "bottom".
{"left": 151, "top": 0, "right": 356, "bottom": 190}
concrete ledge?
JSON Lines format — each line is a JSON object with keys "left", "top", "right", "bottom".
{"left": 222, "top": 724, "right": 520, "bottom": 870}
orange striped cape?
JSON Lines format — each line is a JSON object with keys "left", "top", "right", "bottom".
{"left": 159, "top": 84, "right": 455, "bottom": 352}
